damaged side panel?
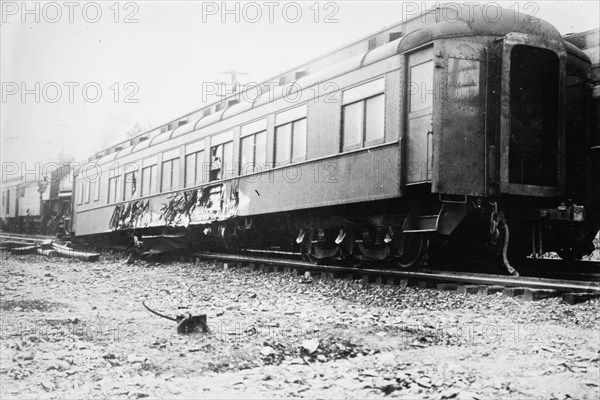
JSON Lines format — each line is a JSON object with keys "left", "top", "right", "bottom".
{"left": 75, "top": 180, "right": 239, "bottom": 236}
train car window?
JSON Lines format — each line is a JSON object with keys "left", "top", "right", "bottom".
{"left": 209, "top": 142, "right": 234, "bottom": 181}
{"left": 275, "top": 118, "right": 307, "bottom": 166}
{"left": 123, "top": 171, "right": 138, "bottom": 200}
{"left": 83, "top": 180, "right": 90, "bottom": 203}
{"left": 81, "top": 180, "right": 86, "bottom": 204}
{"left": 255, "top": 131, "right": 267, "bottom": 171}
{"left": 141, "top": 165, "right": 157, "bottom": 196}
{"left": 509, "top": 45, "right": 559, "bottom": 187}
{"left": 161, "top": 158, "right": 180, "bottom": 192}
{"left": 365, "top": 94, "right": 385, "bottom": 145}
{"left": 172, "top": 159, "right": 180, "bottom": 190}
{"left": 77, "top": 181, "right": 83, "bottom": 205}
{"left": 240, "top": 136, "right": 253, "bottom": 174}
{"left": 162, "top": 161, "right": 172, "bottom": 191}
{"left": 185, "top": 154, "right": 195, "bottom": 187}
{"left": 409, "top": 60, "right": 434, "bottom": 112}
{"left": 292, "top": 119, "right": 307, "bottom": 162}
{"left": 185, "top": 150, "right": 204, "bottom": 188}
{"left": 223, "top": 142, "right": 234, "bottom": 178}
{"left": 275, "top": 123, "right": 292, "bottom": 166}
{"left": 93, "top": 179, "right": 100, "bottom": 201}
{"left": 240, "top": 131, "right": 267, "bottom": 175}
{"left": 196, "top": 151, "right": 205, "bottom": 184}
{"left": 342, "top": 94, "right": 384, "bottom": 151}
{"left": 107, "top": 176, "right": 121, "bottom": 204}
{"left": 342, "top": 101, "right": 363, "bottom": 151}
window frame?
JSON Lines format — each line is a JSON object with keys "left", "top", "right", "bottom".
{"left": 273, "top": 117, "right": 307, "bottom": 167}
{"left": 209, "top": 141, "right": 234, "bottom": 182}
{"left": 83, "top": 179, "right": 90, "bottom": 204}
{"left": 341, "top": 93, "right": 385, "bottom": 152}
{"left": 123, "top": 170, "right": 138, "bottom": 201}
{"left": 107, "top": 175, "right": 121, "bottom": 204}
{"left": 161, "top": 157, "right": 180, "bottom": 192}
{"left": 239, "top": 130, "right": 267, "bottom": 175}
{"left": 93, "top": 179, "right": 100, "bottom": 202}
{"left": 185, "top": 150, "right": 205, "bottom": 188}
{"left": 141, "top": 164, "right": 157, "bottom": 197}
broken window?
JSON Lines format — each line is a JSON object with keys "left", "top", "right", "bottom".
{"left": 123, "top": 170, "right": 138, "bottom": 200}
{"left": 209, "top": 141, "right": 234, "bottom": 182}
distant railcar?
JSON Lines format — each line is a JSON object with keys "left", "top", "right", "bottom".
{"left": 1, "top": 165, "right": 73, "bottom": 235}
{"left": 1, "top": 180, "right": 43, "bottom": 233}
{"left": 71, "top": 5, "right": 600, "bottom": 269}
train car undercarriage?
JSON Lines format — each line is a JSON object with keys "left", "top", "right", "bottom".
{"left": 79, "top": 188, "right": 599, "bottom": 276}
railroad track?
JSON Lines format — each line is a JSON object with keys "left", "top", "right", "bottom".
{"left": 3, "top": 233, "right": 598, "bottom": 303}
{"left": 193, "top": 252, "right": 600, "bottom": 305}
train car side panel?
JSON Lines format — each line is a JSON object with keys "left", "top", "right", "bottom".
{"left": 237, "top": 143, "right": 401, "bottom": 216}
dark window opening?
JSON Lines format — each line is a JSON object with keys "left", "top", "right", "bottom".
{"left": 209, "top": 142, "right": 234, "bottom": 182}
{"left": 509, "top": 45, "right": 559, "bottom": 186}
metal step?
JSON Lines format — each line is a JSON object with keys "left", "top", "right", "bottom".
{"left": 402, "top": 214, "right": 439, "bottom": 233}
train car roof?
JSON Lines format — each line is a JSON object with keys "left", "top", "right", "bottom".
{"left": 86, "top": 3, "right": 586, "bottom": 166}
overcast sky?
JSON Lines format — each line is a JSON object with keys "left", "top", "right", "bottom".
{"left": 1, "top": 1, "right": 599, "bottom": 169}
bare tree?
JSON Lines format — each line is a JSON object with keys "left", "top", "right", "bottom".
{"left": 126, "top": 121, "right": 143, "bottom": 138}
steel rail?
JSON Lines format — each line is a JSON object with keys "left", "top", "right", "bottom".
{"left": 193, "top": 252, "right": 600, "bottom": 293}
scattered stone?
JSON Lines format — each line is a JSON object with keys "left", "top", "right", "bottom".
{"left": 126, "top": 355, "right": 146, "bottom": 363}
{"left": 301, "top": 338, "right": 319, "bottom": 354}
{"left": 261, "top": 346, "right": 275, "bottom": 356}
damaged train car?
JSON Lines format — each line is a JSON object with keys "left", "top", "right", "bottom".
{"left": 72, "top": 4, "right": 600, "bottom": 270}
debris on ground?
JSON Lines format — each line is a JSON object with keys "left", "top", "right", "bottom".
{"left": 0, "top": 251, "right": 598, "bottom": 399}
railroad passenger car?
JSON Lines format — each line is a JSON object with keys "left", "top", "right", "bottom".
{"left": 1, "top": 178, "right": 20, "bottom": 231}
{"left": 1, "top": 179, "right": 45, "bottom": 233}
{"left": 72, "top": 5, "right": 600, "bottom": 270}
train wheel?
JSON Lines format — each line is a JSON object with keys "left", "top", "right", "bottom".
{"left": 395, "top": 233, "right": 428, "bottom": 269}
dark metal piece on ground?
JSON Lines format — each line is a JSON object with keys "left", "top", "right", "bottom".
{"left": 142, "top": 301, "right": 208, "bottom": 334}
